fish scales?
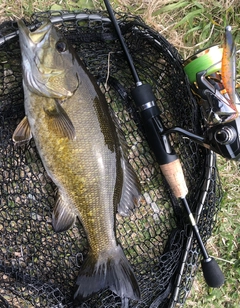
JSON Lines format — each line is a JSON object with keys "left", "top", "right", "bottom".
{"left": 29, "top": 87, "right": 118, "bottom": 254}
{"left": 14, "top": 20, "right": 141, "bottom": 302}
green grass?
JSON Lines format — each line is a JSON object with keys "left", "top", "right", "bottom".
{"left": 0, "top": 0, "right": 239, "bottom": 307}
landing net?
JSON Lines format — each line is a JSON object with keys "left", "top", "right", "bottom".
{"left": 0, "top": 10, "right": 222, "bottom": 307}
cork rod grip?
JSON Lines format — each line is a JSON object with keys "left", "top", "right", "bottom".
{"left": 160, "top": 159, "right": 188, "bottom": 198}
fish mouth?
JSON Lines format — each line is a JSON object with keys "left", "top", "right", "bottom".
{"left": 18, "top": 20, "right": 77, "bottom": 98}
{"left": 18, "top": 20, "right": 52, "bottom": 49}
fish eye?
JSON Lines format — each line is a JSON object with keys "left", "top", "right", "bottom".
{"left": 56, "top": 41, "right": 67, "bottom": 53}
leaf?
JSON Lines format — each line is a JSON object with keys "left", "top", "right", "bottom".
{"left": 199, "top": 23, "right": 212, "bottom": 41}
{"left": 192, "top": 1, "right": 204, "bottom": 9}
{"left": 153, "top": 0, "right": 189, "bottom": 16}
{"left": 74, "top": 0, "right": 95, "bottom": 10}
{"left": 185, "top": 25, "right": 202, "bottom": 35}
{"left": 50, "top": 4, "right": 63, "bottom": 11}
{"left": 173, "top": 8, "right": 204, "bottom": 28}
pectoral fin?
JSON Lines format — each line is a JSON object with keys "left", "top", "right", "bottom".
{"left": 44, "top": 99, "right": 76, "bottom": 140}
{"left": 52, "top": 194, "right": 76, "bottom": 233}
{"left": 12, "top": 116, "right": 32, "bottom": 145}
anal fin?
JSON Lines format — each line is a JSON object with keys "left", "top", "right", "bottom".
{"left": 52, "top": 194, "right": 76, "bottom": 232}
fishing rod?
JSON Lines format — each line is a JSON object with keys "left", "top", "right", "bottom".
{"left": 104, "top": 0, "right": 225, "bottom": 288}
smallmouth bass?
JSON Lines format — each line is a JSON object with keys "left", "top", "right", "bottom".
{"left": 14, "top": 20, "right": 141, "bottom": 301}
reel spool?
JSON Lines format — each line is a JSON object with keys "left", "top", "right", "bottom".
{"left": 183, "top": 45, "right": 223, "bottom": 84}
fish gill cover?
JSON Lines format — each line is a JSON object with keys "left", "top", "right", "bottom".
{"left": 0, "top": 10, "right": 222, "bottom": 308}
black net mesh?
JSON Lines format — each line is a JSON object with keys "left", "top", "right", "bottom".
{"left": 0, "top": 10, "right": 222, "bottom": 308}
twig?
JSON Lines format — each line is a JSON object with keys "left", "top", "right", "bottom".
{"left": 210, "top": 255, "right": 235, "bottom": 264}
{"left": 105, "top": 51, "right": 114, "bottom": 90}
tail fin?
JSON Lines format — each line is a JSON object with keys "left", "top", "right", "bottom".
{"left": 74, "top": 245, "right": 140, "bottom": 302}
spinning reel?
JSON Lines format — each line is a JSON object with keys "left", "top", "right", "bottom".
{"left": 177, "top": 26, "right": 240, "bottom": 160}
